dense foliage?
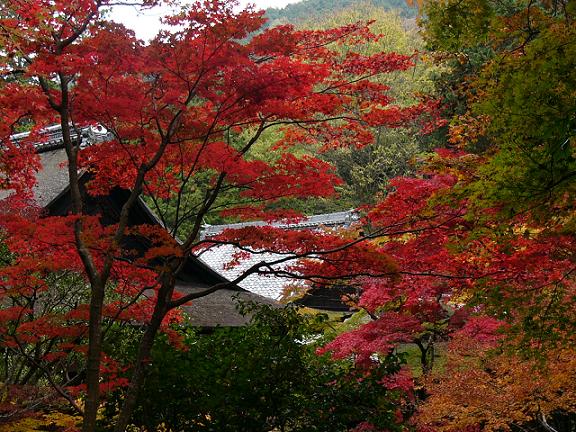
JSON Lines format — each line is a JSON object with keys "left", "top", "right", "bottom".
{"left": 0, "top": 0, "right": 574, "bottom": 431}
{"left": 304, "top": 5, "right": 442, "bottom": 206}
{"left": 103, "top": 305, "right": 405, "bottom": 432}
{"left": 265, "top": 0, "right": 417, "bottom": 26}
{"left": 0, "top": 0, "right": 435, "bottom": 431}
{"left": 316, "top": 1, "right": 576, "bottom": 431}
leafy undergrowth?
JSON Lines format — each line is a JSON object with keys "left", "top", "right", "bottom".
{"left": 0, "top": 384, "right": 81, "bottom": 432}
{"left": 2, "top": 411, "right": 82, "bottom": 432}
{"left": 2, "top": 409, "right": 173, "bottom": 432}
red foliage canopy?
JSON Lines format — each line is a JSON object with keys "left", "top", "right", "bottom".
{"left": 0, "top": 1, "right": 437, "bottom": 429}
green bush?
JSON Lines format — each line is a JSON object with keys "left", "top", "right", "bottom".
{"left": 103, "top": 304, "right": 404, "bottom": 432}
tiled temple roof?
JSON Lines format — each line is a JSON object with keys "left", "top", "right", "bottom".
{"left": 0, "top": 125, "right": 113, "bottom": 206}
{"left": 198, "top": 210, "right": 359, "bottom": 302}
{"left": 8, "top": 124, "right": 112, "bottom": 153}
{"left": 177, "top": 283, "right": 279, "bottom": 327}
{"left": 1, "top": 125, "right": 355, "bottom": 318}
{"left": 200, "top": 210, "right": 359, "bottom": 239}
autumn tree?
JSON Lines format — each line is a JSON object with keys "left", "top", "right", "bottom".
{"left": 298, "top": 2, "right": 444, "bottom": 207}
{"left": 415, "top": 0, "right": 576, "bottom": 342}
{"left": 318, "top": 151, "right": 575, "bottom": 429}
{"left": 317, "top": 1, "right": 576, "bottom": 430}
{"left": 417, "top": 330, "right": 576, "bottom": 431}
{"left": 0, "top": 0, "right": 438, "bottom": 430}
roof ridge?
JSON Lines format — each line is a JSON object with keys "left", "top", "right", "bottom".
{"left": 7, "top": 123, "right": 112, "bottom": 153}
{"left": 201, "top": 209, "right": 359, "bottom": 239}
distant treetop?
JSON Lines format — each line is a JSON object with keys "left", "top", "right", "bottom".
{"left": 264, "top": 0, "right": 417, "bottom": 26}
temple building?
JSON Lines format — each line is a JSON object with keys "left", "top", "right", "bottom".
{"left": 1, "top": 125, "right": 357, "bottom": 327}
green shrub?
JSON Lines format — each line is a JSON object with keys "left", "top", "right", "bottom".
{"left": 102, "top": 304, "right": 404, "bottom": 432}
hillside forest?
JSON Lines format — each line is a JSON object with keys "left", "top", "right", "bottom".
{"left": 0, "top": 0, "right": 574, "bottom": 431}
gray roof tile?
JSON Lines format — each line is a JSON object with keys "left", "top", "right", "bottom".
{"left": 0, "top": 148, "right": 70, "bottom": 207}
{"left": 197, "top": 245, "right": 303, "bottom": 301}
{"left": 176, "top": 283, "right": 279, "bottom": 327}
{"left": 201, "top": 210, "right": 358, "bottom": 239}
{"left": 1, "top": 124, "right": 112, "bottom": 207}
{"left": 32, "top": 149, "right": 71, "bottom": 207}
{"left": 198, "top": 211, "right": 359, "bottom": 301}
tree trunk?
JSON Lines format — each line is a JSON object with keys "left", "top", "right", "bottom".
{"left": 113, "top": 280, "right": 174, "bottom": 432}
{"left": 82, "top": 280, "right": 106, "bottom": 432}
{"left": 415, "top": 336, "right": 435, "bottom": 376}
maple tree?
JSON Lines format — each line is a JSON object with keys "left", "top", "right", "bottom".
{"left": 2, "top": 0, "right": 571, "bottom": 430}
{"left": 416, "top": 0, "right": 576, "bottom": 347}
{"left": 0, "top": 0, "right": 438, "bottom": 430}
{"left": 417, "top": 330, "right": 576, "bottom": 432}
{"left": 317, "top": 1, "right": 576, "bottom": 431}
{"left": 302, "top": 4, "right": 442, "bottom": 207}
{"left": 318, "top": 154, "right": 575, "bottom": 430}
